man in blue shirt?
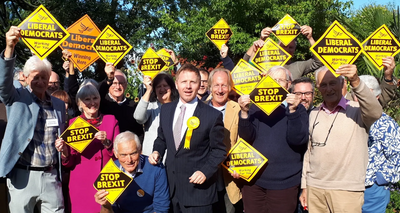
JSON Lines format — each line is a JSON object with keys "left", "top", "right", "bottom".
{"left": 95, "top": 131, "right": 169, "bottom": 213}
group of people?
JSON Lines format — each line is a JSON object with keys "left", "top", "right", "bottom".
{"left": 0, "top": 22, "right": 399, "bottom": 213}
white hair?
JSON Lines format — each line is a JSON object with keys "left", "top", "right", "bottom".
{"left": 23, "top": 55, "right": 52, "bottom": 77}
{"left": 359, "top": 75, "right": 381, "bottom": 97}
{"left": 314, "top": 66, "right": 344, "bottom": 85}
{"left": 113, "top": 131, "right": 142, "bottom": 154}
{"left": 268, "top": 66, "right": 292, "bottom": 81}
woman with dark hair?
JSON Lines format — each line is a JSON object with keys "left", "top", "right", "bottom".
{"left": 134, "top": 72, "right": 178, "bottom": 157}
{"left": 56, "top": 84, "right": 120, "bottom": 213}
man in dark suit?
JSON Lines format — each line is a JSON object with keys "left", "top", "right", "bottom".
{"left": 149, "top": 64, "right": 226, "bottom": 213}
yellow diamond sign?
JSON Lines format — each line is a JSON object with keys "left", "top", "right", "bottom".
{"left": 271, "top": 14, "right": 301, "bottom": 46}
{"left": 60, "top": 15, "right": 101, "bottom": 71}
{"left": 362, "top": 24, "right": 400, "bottom": 70}
{"left": 231, "top": 59, "right": 262, "bottom": 95}
{"left": 311, "top": 20, "right": 362, "bottom": 77}
{"left": 250, "top": 75, "right": 288, "bottom": 116}
{"left": 60, "top": 116, "right": 99, "bottom": 153}
{"left": 92, "top": 25, "right": 132, "bottom": 65}
{"left": 222, "top": 138, "right": 268, "bottom": 182}
{"left": 251, "top": 38, "right": 292, "bottom": 73}
{"left": 205, "top": 18, "right": 233, "bottom": 50}
{"left": 138, "top": 48, "right": 168, "bottom": 78}
{"left": 156, "top": 48, "right": 175, "bottom": 71}
{"left": 93, "top": 159, "right": 133, "bottom": 204}
{"left": 18, "top": 5, "right": 70, "bottom": 60}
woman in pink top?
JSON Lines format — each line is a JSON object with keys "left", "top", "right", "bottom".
{"left": 56, "top": 84, "right": 120, "bottom": 213}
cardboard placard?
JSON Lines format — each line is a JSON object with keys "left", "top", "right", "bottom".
{"left": 231, "top": 59, "right": 262, "bottom": 95}
{"left": 93, "top": 159, "right": 133, "bottom": 204}
{"left": 310, "top": 20, "right": 362, "bottom": 77}
{"left": 18, "top": 5, "right": 70, "bottom": 60}
{"left": 138, "top": 48, "right": 168, "bottom": 78}
{"left": 205, "top": 18, "right": 233, "bottom": 50}
{"left": 156, "top": 49, "right": 175, "bottom": 71}
{"left": 60, "top": 116, "right": 99, "bottom": 153}
{"left": 251, "top": 38, "right": 292, "bottom": 73}
{"left": 249, "top": 75, "right": 288, "bottom": 116}
{"left": 92, "top": 25, "right": 132, "bottom": 64}
{"left": 271, "top": 14, "right": 301, "bottom": 46}
{"left": 222, "top": 138, "right": 268, "bottom": 182}
{"left": 362, "top": 24, "right": 400, "bottom": 69}
{"left": 60, "top": 15, "right": 101, "bottom": 71}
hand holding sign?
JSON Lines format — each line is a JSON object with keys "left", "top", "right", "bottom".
{"left": 286, "top": 93, "right": 301, "bottom": 113}
{"left": 5, "top": 26, "right": 21, "bottom": 58}
{"left": 104, "top": 63, "right": 115, "bottom": 81}
{"left": 164, "top": 49, "right": 178, "bottom": 65}
{"left": 238, "top": 95, "right": 251, "bottom": 119}
{"left": 260, "top": 27, "right": 272, "bottom": 41}
{"left": 383, "top": 56, "right": 395, "bottom": 82}
{"left": 55, "top": 138, "right": 68, "bottom": 157}
{"left": 94, "top": 190, "right": 112, "bottom": 209}
{"left": 336, "top": 64, "right": 360, "bottom": 87}
{"left": 300, "top": 25, "right": 313, "bottom": 41}
{"left": 143, "top": 75, "right": 153, "bottom": 90}
{"left": 220, "top": 44, "right": 229, "bottom": 59}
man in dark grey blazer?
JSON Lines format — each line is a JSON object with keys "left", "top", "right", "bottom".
{"left": 149, "top": 64, "right": 226, "bottom": 213}
{"left": 0, "top": 26, "right": 66, "bottom": 212}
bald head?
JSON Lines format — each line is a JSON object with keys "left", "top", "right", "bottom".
{"left": 47, "top": 71, "right": 60, "bottom": 94}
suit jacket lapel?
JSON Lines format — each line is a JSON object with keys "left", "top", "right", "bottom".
{"left": 224, "top": 101, "right": 236, "bottom": 130}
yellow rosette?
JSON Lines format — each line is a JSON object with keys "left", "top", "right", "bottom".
{"left": 184, "top": 116, "right": 200, "bottom": 149}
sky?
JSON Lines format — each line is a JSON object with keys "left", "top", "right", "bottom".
{"left": 348, "top": 0, "right": 399, "bottom": 10}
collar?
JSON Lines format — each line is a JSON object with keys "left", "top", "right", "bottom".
{"left": 321, "top": 96, "right": 348, "bottom": 114}
{"left": 31, "top": 90, "right": 52, "bottom": 106}
{"left": 177, "top": 97, "right": 198, "bottom": 108}
{"left": 209, "top": 100, "right": 227, "bottom": 111}
{"left": 118, "top": 155, "right": 144, "bottom": 178}
{"left": 107, "top": 93, "right": 126, "bottom": 105}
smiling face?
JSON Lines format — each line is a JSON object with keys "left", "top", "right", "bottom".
{"left": 176, "top": 70, "right": 200, "bottom": 104}
{"left": 155, "top": 79, "right": 172, "bottom": 104}
{"left": 115, "top": 140, "right": 140, "bottom": 173}
{"left": 109, "top": 72, "right": 127, "bottom": 102}
{"left": 27, "top": 70, "right": 50, "bottom": 98}
{"left": 79, "top": 95, "right": 100, "bottom": 118}
{"left": 47, "top": 71, "right": 60, "bottom": 94}
{"left": 292, "top": 82, "right": 314, "bottom": 110}
{"left": 211, "top": 71, "right": 230, "bottom": 107}
{"left": 317, "top": 70, "right": 343, "bottom": 110}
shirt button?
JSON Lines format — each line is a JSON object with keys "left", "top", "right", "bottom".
{"left": 27, "top": 138, "right": 31, "bottom": 142}
{"left": 18, "top": 152, "right": 22, "bottom": 155}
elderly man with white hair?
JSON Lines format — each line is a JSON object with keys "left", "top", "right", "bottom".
{"left": 300, "top": 66, "right": 382, "bottom": 213}
{"left": 95, "top": 131, "right": 169, "bottom": 213}
{"left": 355, "top": 75, "right": 400, "bottom": 213}
{"left": 0, "top": 26, "right": 66, "bottom": 212}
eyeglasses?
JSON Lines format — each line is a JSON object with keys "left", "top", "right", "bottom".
{"left": 48, "top": 81, "right": 60, "bottom": 86}
{"left": 112, "top": 82, "right": 126, "bottom": 87}
{"left": 310, "top": 110, "right": 339, "bottom": 147}
{"left": 293, "top": 91, "right": 313, "bottom": 97}
{"left": 273, "top": 78, "right": 288, "bottom": 84}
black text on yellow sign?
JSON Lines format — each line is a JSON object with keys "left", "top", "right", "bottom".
{"left": 92, "top": 25, "right": 132, "bottom": 65}
{"left": 271, "top": 14, "right": 301, "bottom": 46}
{"left": 60, "top": 15, "right": 101, "bottom": 71}
{"left": 156, "top": 49, "right": 175, "bottom": 71}
{"left": 310, "top": 20, "right": 362, "bottom": 77}
{"left": 18, "top": 5, "right": 70, "bottom": 60}
{"left": 362, "top": 24, "right": 400, "bottom": 70}
{"left": 94, "top": 159, "right": 133, "bottom": 204}
{"left": 222, "top": 138, "right": 268, "bottom": 182}
{"left": 205, "top": 18, "right": 233, "bottom": 50}
{"left": 249, "top": 75, "right": 289, "bottom": 116}
{"left": 138, "top": 48, "right": 168, "bottom": 78}
{"left": 60, "top": 116, "right": 99, "bottom": 153}
{"left": 251, "top": 38, "right": 292, "bottom": 73}
{"left": 231, "top": 59, "right": 262, "bottom": 95}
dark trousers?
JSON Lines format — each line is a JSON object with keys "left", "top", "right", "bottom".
{"left": 242, "top": 184, "right": 299, "bottom": 213}
{"left": 171, "top": 194, "right": 213, "bottom": 213}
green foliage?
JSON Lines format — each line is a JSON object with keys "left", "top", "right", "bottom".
{"left": 387, "top": 182, "right": 400, "bottom": 212}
